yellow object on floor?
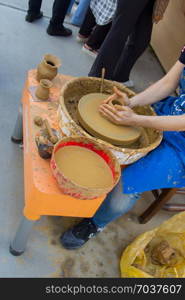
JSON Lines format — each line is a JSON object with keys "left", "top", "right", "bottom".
{"left": 120, "top": 212, "right": 185, "bottom": 278}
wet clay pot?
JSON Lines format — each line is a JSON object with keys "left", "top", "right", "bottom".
{"left": 35, "top": 79, "right": 53, "bottom": 100}
{"left": 51, "top": 136, "right": 121, "bottom": 200}
{"left": 36, "top": 54, "right": 61, "bottom": 81}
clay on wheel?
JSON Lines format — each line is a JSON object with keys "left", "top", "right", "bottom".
{"left": 77, "top": 93, "right": 142, "bottom": 146}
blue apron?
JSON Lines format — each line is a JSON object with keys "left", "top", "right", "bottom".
{"left": 122, "top": 68, "right": 185, "bottom": 194}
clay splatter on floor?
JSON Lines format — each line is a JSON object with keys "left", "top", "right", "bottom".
{"left": 34, "top": 193, "right": 174, "bottom": 277}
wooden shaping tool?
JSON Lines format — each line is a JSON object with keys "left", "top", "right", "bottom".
{"left": 43, "top": 119, "right": 58, "bottom": 144}
{"left": 100, "top": 68, "right": 105, "bottom": 93}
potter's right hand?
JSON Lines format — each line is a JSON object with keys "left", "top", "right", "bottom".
{"left": 103, "top": 86, "right": 130, "bottom": 106}
{"left": 99, "top": 104, "right": 137, "bottom": 126}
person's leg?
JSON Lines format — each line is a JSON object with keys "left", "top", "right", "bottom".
{"left": 71, "top": 0, "right": 91, "bottom": 26}
{"left": 47, "top": 0, "right": 72, "bottom": 36}
{"left": 50, "top": 0, "right": 71, "bottom": 26}
{"left": 89, "top": 0, "right": 151, "bottom": 80}
{"left": 25, "top": 0, "right": 43, "bottom": 22}
{"left": 60, "top": 133, "right": 185, "bottom": 250}
{"left": 78, "top": 7, "right": 96, "bottom": 38}
{"left": 92, "top": 180, "right": 141, "bottom": 228}
{"left": 60, "top": 179, "right": 140, "bottom": 249}
{"left": 27, "top": 0, "right": 42, "bottom": 14}
{"left": 113, "top": 0, "right": 155, "bottom": 82}
{"left": 67, "top": 0, "right": 76, "bottom": 15}
{"left": 86, "top": 22, "right": 112, "bottom": 51}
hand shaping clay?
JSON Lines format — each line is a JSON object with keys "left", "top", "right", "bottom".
{"left": 77, "top": 93, "right": 141, "bottom": 146}
{"left": 108, "top": 97, "right": 125, "bottom": 107}
{"left": 54, "top": 145, "right": 114, "bottom": 189}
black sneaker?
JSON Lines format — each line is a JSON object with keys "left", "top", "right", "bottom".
{"left": 25, "top": 11, "right": 43, "bottom": 23}
{"left": 47, "top": 24, "right": 72, "bottom": 37}
{"left": 60, "top": 219, "right": 102, "bottom": 250}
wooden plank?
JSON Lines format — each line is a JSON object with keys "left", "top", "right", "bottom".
{"left": 151, "top": 0, "right": 185, "bottom": 71}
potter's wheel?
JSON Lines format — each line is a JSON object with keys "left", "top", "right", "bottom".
{"left": 77, "top": 93, "right": 142, "bottom": 146}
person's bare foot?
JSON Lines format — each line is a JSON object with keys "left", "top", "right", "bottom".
{"left": 76, "top": 34, "right": 88, "bottom": 43}
{"left": 82, "top": 44, "right": 98, "bottom": 58}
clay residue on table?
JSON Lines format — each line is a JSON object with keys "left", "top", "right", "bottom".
{"left": 30, "top": 102, "right": 61, "bottom": 193}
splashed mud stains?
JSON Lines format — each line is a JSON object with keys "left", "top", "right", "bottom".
{"left": 60, "top": 258, "right": 75, "bottom": 278}
{"left": 80, "top": 260, "right": 90, "bottom": 274}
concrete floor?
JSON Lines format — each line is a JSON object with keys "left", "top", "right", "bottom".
{"left": 0, "top": 0, "right": 181, "bottom": 278}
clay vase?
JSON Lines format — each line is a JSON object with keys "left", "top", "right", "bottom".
{"left": 36, "top": 54, "right": 61, "bottom": 81}
{"left": 35, "top": 79, "right": 53, "bottom": 100}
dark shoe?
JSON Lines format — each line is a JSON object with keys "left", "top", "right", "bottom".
{"left": 60, "top": 219, "right": 102, "bottom": 249}
{"left": 47, "top": 24, "right": 72, "bottom": 37}
{"left": 25, "top": 11, "right": 43, "bottom": 23}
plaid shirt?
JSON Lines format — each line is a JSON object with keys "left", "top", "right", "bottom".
{"left": 90, "top": 0, "right": 117, "bottom": 26}
{"left": 90, "top": 0, "right": 169, "bottom": 26}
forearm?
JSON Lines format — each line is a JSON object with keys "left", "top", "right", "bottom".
{"left": 134, "top": 114, "right": 185, "bottom": 131}
{"left": 130, "top": 61, "right": 184, "bottom": 108}
{"left": 130, "top": 79, "right": 173, "bottom": 108}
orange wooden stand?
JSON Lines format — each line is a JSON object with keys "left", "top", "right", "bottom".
{"left": 22, "top": 70, "right": 106, "bottom": 221}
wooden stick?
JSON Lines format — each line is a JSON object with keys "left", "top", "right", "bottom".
{"left": 44, "top": 119, "right": 53, "bottom": 138}
{"left": 100, "top": 68, "right": 105, "bottom": 93}
{"left": 44, "top": 119, "right": 58, "bottom": 144}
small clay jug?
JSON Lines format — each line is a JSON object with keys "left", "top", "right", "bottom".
{"left": 36, "top": 54, "right": 61, "bottom": 81}
{"left": 35, "top": 79, "right": 53, "bottom": 100}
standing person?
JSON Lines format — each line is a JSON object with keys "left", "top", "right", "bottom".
{"left": 25, "top": 0, "right": 72, "bottom": 37}
{"left": 60, "top": 45, "right": 185, "bottom": 250}
{"left": 78, "top": 0, "right": 117, "bottom": 57}
{"left": 89, "top": 0, "right": 169, "bottom": 87}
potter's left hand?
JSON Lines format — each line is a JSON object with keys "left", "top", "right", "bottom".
{"left": 99, "top": 104, "right": 137, "bottom": 126}
{"left": 103, "top": 86, "right": 130, "bottom": 106}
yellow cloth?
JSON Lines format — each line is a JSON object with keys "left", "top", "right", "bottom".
{"left": 120, "top": 212, "right": 185, "bottom": 278}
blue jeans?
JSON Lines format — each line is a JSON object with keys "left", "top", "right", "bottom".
{"left": 71, "top": 0, "right": 91, "bottom": 26}
{"left": 92, "top": 179, "right": 141, "bottom": 228}
{"left": 67, "top": 0, "right": 75, "bottom": 14}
